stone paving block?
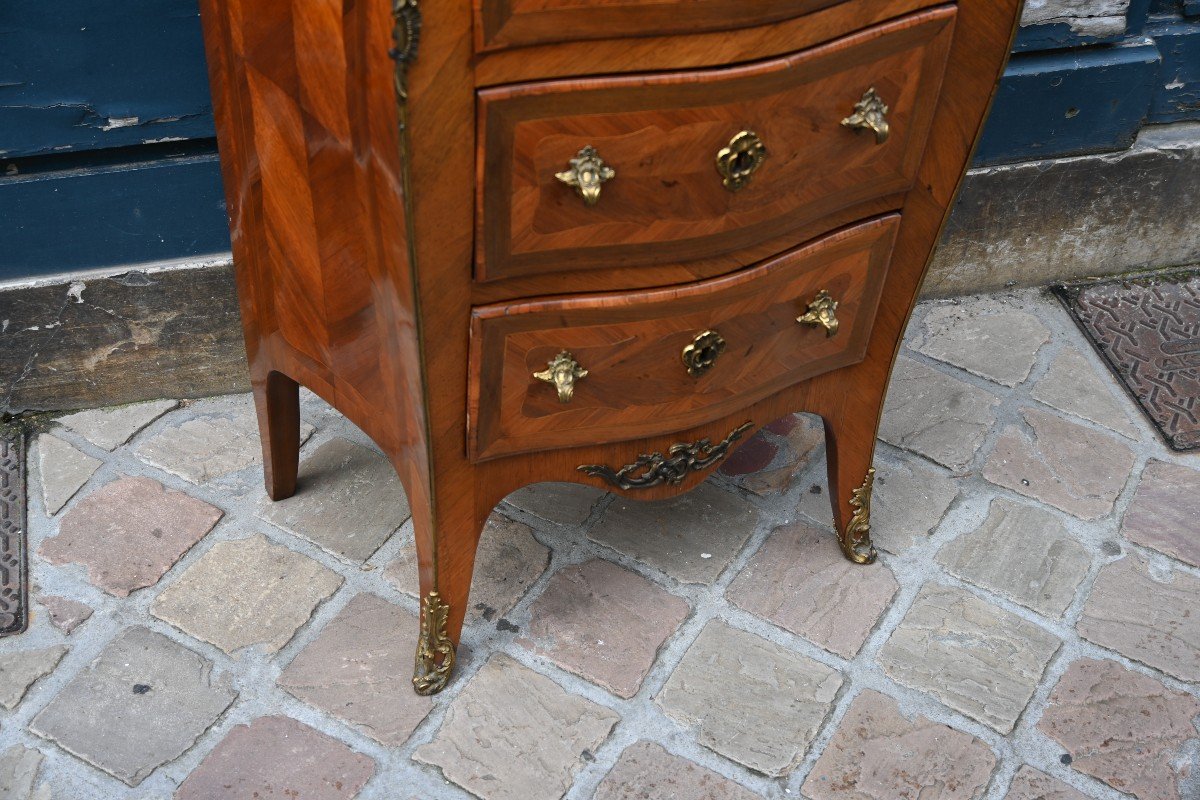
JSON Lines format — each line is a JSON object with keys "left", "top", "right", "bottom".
{"left": 913, "top": 299, "right": 1050, "bottom": 387}
{"left": 983, "top": 407, "right": 1135, "bottom": 520}
{"left": 136, "top": 402, "right": 314, "bottom": 484}
{"left": 801, "top": 689, "right": 996, "bottom": 800}
{"left": 0, "top": 745, "right": 48, "bottom": 800}
{"left": 0, "top": 645, "right": 68, "bottom": 709}
{"left": 656, "top": 621, "right": 842, "bottom": 776}
{"left": 56, "top": 399, "right": 178, "bottom": 450}
{"left": 871, "top": 457, "right": 960, "bottom": 553}
{"left": 36, "top": 594, "right": 93, "bottom": 634}
{"left": 151, "top": 533, "right": 343, "bottom": 654}
{"left": 937, "top": 499, "right": 1090, "bottom": 618}
{"left": 505, "top": 481, "right": 605, "bottom": 526}
{"left": 30, "top": 626, "right": 236, "bottom": 787}
{"left": 517, "top": 558, "right": 690, "bottom": 698}
{"left": 1006, "top": 766, "right": 1091, "bottom": 800}
{"left": 727, "top": 523, "right": 898, "bottom": 658}
{"left": 1077, "top": 555, "right": 1200, "bottom": 682}
{"left": 1038, "top": 658, "right": 1200, "bottom": 800}
{"left": 258, "top": 438, "right": 409, "bottom": 563}
{"left": 414, "top": 654, "right": 619, "bottom": 800}
{"left": 736, "top": 415, "right": 825, "bottom": 497}
{"left": 1120, "top": 459, "right": 1200, "bottom": 568}
{"left": 718, "top": 429, "right": 778, "bottom": 477}
{"left": 384, "top": 513, "right": 549, "bottom": 621}
{"left": 593, "top": 740, "right": 760, "bottom": 800}
{"left": 878, "top": 584, "right": 1060, "bottom": 733}
{"left": 1031, "top": 349, "right": 1140, "bottom": 439}
{"left": 39, "top": 476, "right": 223, "bottom": 597}
{"left": 278, "top": 593, "right": 433, "bottom": 746}
{"left": 175, "top": 715, "right": 375, "bottom": 800}
{"left": 588, "top": 483, "right": 760, "bottom": 585}
{"left": 879, "top": 358, "right": 1000, "bottom": 470}
{"left": 34, "top": 434, "right": 101, "bottom": 515}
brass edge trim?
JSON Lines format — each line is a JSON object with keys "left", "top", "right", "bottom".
{"left": 840, "top": 467, "right": 877, "bottom": 565}
{"left": 577, "top": 421, "right": 754, "bottom": 490}
{"left": 413, "top": 590, "right": 455, "bottom": 694}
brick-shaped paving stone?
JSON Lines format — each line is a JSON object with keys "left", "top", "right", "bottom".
{"left": 35, "top": 434, "right": 101, "bottom": 515}
{"left": 36, "top": 594, "right": 93, "bottom": 634}
{"left": 802, "top": 689, "right": 996, "bottom": 800}
{"left": 735, "top": 414, "right": 825, "bottom": 497}
{"left": 593, "top": 740, "right": 760, "bottom": 800}
{"left": 878, "top": 584, "right": 1059, "bottom": 733}
{"left": 518, "top": 558, "right": 689, "bottom": 698}
{"left": 30, "top": 627, "right": 236, "bottom": 786}
{"left": 152, "top": 533, "right": 343, "bottom": 654}
{"left": 983, "top": 407, "right": 1135, "bottom": 520}
{"left": 0, "top": 645, "right": 67, "bottom": 709}
{"left": 1006, "top": 766, "right": 1091, "bottom": 800}
{"left": 871, "top": 456, "right": 959, "bottom": 553}
{"left": 588, "top": 483, "right": 759, "bottom": 585}
{"left": 718, "top": 429, "right": 778, "bottom": 476}
{"left": 385, "top": 513, "right": 549, "bottom": 621}
{"left": 1120, "top": 459, "right": 1200, "bottom": 568}
{"left": 258, "top": 438, "right": 409, "bottom": 563}
{"left": 414, "top": 654, "right": 619, "bottom": 800}
{"left": 175, "top": 715, "right": 375, "bottom": 800}
{"left": 39, "top": 476, "right": 223, "bottom": 597}
{"left": 56, "top": 399, "right": 178, "bottom": 450}
{"left": 505, "top": 481, "right": 605, "bottom": 526}
{"left": 278, "top": 593, "right": 433, "bottom": 746}
{"left": 0, "top": 745, "right": 47, "bottom": 800}
{"left": 879, "top": 358, "right": 1000, "bottom": 470}
{"left": 1038, "top": 658, "right": 1200, "bottom": 800}
{"left": 727, "top": 522, "right": 898, "bottom": 657}
{"left": 914, "top": 299, "right": 1050, "bottom": 387}
{"left": 136, "top": 403, "right": 314, "bottom": 484}
{"left": 656, "top": 621, "right": 842, "bottom": 776}
{"left": 1077, "top": 555, "right": 1200, "bottom": 682}
{"left": 937, "top": 499, "right": 1090, "bottom": 618}
{"left": 1031, "top": 349, "right": 1140, "bottom": 439}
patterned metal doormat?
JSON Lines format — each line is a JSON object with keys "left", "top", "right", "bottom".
{"left": 1, "top": 431, "right": 28, "bottom": 636}
{"left": 1056, "top": 271, "right": 1200, "bottom": 451}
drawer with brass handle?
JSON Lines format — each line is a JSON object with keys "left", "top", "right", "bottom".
{"left": 475, "top": 8, "right": 954, "bottom": 284}
{"left": 467, "top": 215, "right": 898, "bottom": 461}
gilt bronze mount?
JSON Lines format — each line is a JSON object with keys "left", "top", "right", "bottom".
{"left": 578, "top": 421, "right": 754, "bottom": 489}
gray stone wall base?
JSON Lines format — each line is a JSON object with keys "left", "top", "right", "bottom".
{"left": 2, "top": 123, "right": 1197, "bottom": 413}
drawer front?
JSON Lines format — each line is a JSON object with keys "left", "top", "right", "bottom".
{"left": 476, "top": 8, "right": 953, "bottom": 284}
{"left": 475, "top": 0, "right": 845, "bottom": 52}
{"left": 468, "top": 215, "right": 899, "bottom": 461}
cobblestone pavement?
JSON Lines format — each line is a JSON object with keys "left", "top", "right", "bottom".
{"left": 2, "top": 289, "right": 1199, "bottom": 800}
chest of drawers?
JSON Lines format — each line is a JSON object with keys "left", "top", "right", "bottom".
{"left": 199, "top": 0, "right": 1021, "bottom": 695}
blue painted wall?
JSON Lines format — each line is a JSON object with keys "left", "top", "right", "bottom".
{"left": 1, "top": 1, "right": 1198, "bottom": 281}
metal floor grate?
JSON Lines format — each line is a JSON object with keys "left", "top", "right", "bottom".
{"left": 1057, "top": 271, "right": 1200, "bottom": 451}
{"left": 1, "top": 431, "right": 28, "bottom": 636}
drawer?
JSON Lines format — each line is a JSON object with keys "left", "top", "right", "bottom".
{"left": 475, "top": 0, "right": 846, "bottom": 52}
{"left": 475, "top": 8, "right": 954, "bottom": 284}
{"left": 468, "top": 215, "right": 899, "bottom": 461}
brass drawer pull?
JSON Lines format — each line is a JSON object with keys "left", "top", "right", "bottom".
{"left": 534, "top": 351, "right": 588, "bottom": 402}
{"left": 716, "top": 131, "right": 767, "bottom": 192}
{"left": 682, "top": 330, "right": 727, "bottom": 377}
{"left": 842, "top": 87, "right": 890, "bottom": 144}
{"left": 797, "top": 290, "right": 840, "bottom": 337}
{"left": 555, "top": 146, "right": 615, "bottom": 206}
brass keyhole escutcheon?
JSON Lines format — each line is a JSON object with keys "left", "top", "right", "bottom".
{"left": 716, "top": 131, "right": 767, "bottom": 192}
{"left": 841, "top": 87, "right": 890, "bottom": 144}
{"left": 533, "top": 351, "right": 588, "bottom": 402}
{"left": 797, "top": 290, "right": 840, "bottom": 337}
{"left": 682, "top": 330, "right": 727, "bottom": 377}
{"left": 555, "top": 145, "right": 615, "bottom": 206}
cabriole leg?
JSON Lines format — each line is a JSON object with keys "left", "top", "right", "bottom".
{"left": 251, "top": 370, "right": 301, "bottom": 501}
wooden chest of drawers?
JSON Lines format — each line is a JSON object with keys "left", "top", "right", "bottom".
{"left": 199, "top": 0, "right": 1021, "bottom": 695}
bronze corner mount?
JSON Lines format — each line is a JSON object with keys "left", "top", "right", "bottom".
{"left": 413, "top": 590, "right": 455, "bottom": 695}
